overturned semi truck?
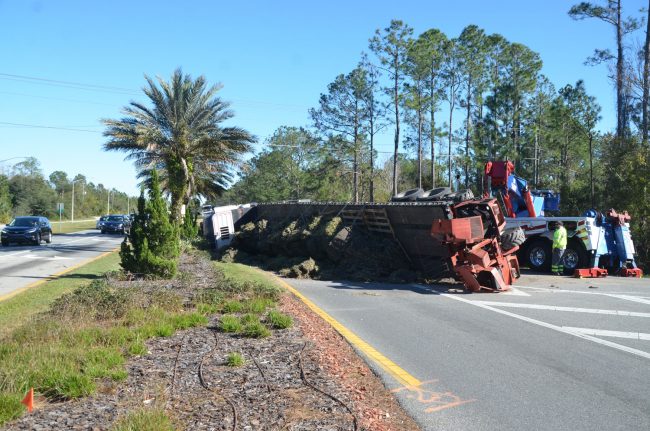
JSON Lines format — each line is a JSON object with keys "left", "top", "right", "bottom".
{"left": 203, "top": 197, "right": 525, "bottom": 292}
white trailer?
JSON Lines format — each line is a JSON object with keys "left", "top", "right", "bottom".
{"left": 202, "top": 204, "right": 253, "bottom": 249}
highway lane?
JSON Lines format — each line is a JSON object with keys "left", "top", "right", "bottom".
{"left": 285, "top": 275, "right": 650, "bottom": 431}
{"left": 0, "top": 230, "right": 123, "bottom": 298}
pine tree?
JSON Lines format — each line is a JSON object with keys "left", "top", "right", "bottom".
{"left": 120, "top": 170, "right": 179, "bottom": 278}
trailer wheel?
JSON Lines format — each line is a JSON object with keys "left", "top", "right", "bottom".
{"left": 500, "top": 227, "right": 526, "bottom": 251}
{"left": 526, "top": 238, "right": 552, "bottom": 271}
{"left": 562, "top": 238, "right": 589, "bottom": 273}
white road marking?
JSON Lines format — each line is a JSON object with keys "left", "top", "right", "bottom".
{"left": 500, "top": 286, "right": 531, "bottom": 296}
{"left": 23, "top": 254, "right": 73, "bottom": 260}
{"left": 515, "top": 285, "right": 650, "bottom": 299}
{"left": 563, "top": 327, "right": 650, "bottom": 341}
{"left": 442, "top": 294, "right": 650, "bottom": 360}
{"left": 470, "top": 300, "right": 650, "bottom": 318}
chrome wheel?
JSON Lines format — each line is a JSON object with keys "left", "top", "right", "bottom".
{"left": 563, "top": 249, "right": 580, "bottom": 270}
{"left": 529, "top": 246, "right": 547, "bottom": 268}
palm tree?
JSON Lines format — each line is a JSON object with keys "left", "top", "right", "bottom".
{"left": 103, "top": 69, "right": 256, "bottom": 222}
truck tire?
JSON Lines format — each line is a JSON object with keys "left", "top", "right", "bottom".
{"left": 443, "top": 189, "right": 474, "bottom": 203}
{"left": 500, "top": 227, "right": 526, "bottom": 251}
{"left": 391, "top": 188, "right": 424, "bottom": 202}
{"left": 526, "top": 238, "right": 552, "bottom": 271}
{"left": 417, "top": 187, "right": 451, "bottom": 201}
{"left": 562, "top": 238, "right": 589, "bottom": 273}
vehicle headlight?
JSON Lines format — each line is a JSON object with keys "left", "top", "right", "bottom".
{"left": 117, "top": 224, "right": 123, "bottom": 228}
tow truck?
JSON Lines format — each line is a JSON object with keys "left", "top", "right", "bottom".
{"left": 484, "top": 160, "right": 642, "bottom": 277}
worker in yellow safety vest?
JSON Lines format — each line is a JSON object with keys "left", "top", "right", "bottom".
{"left": 551, "top": 220, "right": 567, "bottom": 275}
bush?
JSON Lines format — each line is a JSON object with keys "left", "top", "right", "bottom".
{"left": 267, "top": 310, "right": 293, "bottom": 329}
{"left": 226, "top": 352, "right": 244, "bottom": 367}
{"left": 50, "top": 280, "right": 132, "bottom": 320}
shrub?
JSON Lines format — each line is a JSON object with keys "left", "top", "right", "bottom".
{"left": 267, "top": 310, "right": 293, "bottom": 329}
{"left": 226, "top": 352, "right": 244, "bottom": 367}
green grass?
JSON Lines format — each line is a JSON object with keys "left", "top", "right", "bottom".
{"left": 242, "top": 320, "right": 271, "bottom": 338}
{"left": 52, "top": 219, "right": 98, "bottom": 234}
{"left": 111, "top": 408, "right": 175, "bottom": 431}
{"left": 0, "top": 251, "right": 120, "bottom": 336}
{"left": 242, "top": 297, "right": 274, "bottom": 314}
{"left": 267, "top": 310, "right": 293, "bottom": 329}
{"left": 226, "top": 352, "right": 244, "bottom": 367}
{"left": 0, "top": 394, "right": 24, "bottom": 424}
{"left": 222, "top": 300, "right": 243, "bottom": 313}
{"left": 219, "top": 315, "right": 242, "bottom": 333}
{"left": 214, "top": 262, "right": 283, "bottom": 292}
{"left": 0, "top": 258, "right": 209, "bottom": 426}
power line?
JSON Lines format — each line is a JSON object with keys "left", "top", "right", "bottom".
{"left": 0, "top": 90, "right": 119, "bottom": 107}
{"left": 0, "top": 72, "right": 139, "bottom": 95}
{"left": 0, "top": 72, "right": 310, "bottom": 110}
{"left": 0, "top": 121, "right": 100, "bottom": 133}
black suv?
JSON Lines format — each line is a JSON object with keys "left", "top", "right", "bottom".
{"left": 101, "top": 214, "right": 131, "bottom": 235}
{"left": 1, "top": 216, "right": 53, "bottom": 246}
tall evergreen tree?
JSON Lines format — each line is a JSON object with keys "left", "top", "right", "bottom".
{"left": 310, "top": 68, "right": 369, "bottom": 202}
{"left": 370, "top": 20, "right": 413, "bottom": 196}
{"left": 569, "top": 1, "right": 640, "bottom": 140}
{"left": 120, "top": 170, "right": 179, "bottom": 278}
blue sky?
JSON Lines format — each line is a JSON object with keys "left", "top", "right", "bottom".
{"left": 0, "top": 0, "right": 646, "bottom": 195}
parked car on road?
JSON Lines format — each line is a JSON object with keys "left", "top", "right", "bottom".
{"left": 96, "top": 215, "right": 108, "bottom": 230}
{"left": 1, "top": 216, "right": 52, "bottom": 246}
{"left": 101, "top": 214, "right": 131, "bottom": 235}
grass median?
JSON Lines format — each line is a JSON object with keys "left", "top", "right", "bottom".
{"left": 0, "top": 251, "right": 121, "bottom": 335}
{"left": 52, "top": 219, "right": 97, "bottom": 234}
{"left": 0, "top": 251, "right": 293, "bottom": 427}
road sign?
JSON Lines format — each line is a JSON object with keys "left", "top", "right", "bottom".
{"left": 57, "top": 203, "right": 64, "bottom": 211}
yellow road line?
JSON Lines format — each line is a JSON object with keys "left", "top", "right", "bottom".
{"left": 273, "top": 275, "right": 422, "bottom": 387}
{"left": 0, "top": 248, "right": 119, "bottom": 302}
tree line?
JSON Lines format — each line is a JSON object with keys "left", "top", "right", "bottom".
{"left": 222, "top": 3, "right": 650, "bottom": 267}
{"left": 0, "top": 157, "right": 133, "bottom": 223}
{"left": 225, "top": 19, "right": 602, "bottom": 208}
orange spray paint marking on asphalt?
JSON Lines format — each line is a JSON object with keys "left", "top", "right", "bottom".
{"left": 391, "top": 380, "right": 475, "bottom": 413}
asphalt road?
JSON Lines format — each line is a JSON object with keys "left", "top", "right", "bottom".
{"left": 0, "top": 230, "right": 123, "bottom": 298}
{"left": 285, "top": 274, "right": 650, "bottom": 431}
